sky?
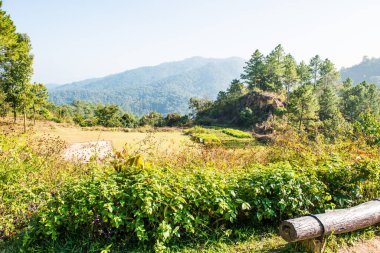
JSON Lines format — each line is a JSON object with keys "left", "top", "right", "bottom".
{"left": 3, "top": 0, "right": 380, "bottom": 84}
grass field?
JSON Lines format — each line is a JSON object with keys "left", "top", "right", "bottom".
{"left": 29, "top": 120, "right": 194, "bottom": 154}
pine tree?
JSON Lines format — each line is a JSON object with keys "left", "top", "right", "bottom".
{"left": 283, "top": 54, "right": 298, "bottom": 95}
{"left": 288, "top": 84, "right": 319, "bottom": 130}
{"left": 264, "top": 44, "right": 285, "bottom": 92}
{"left": 297, "top": 61, "right": 312, "bottom": 85}
{"left": 318, "top": 86, "right": 339, "bottom": 121}
{"left": 241, "top": 49, "right": 265, "bottom": 90}
{"left": 309, "top": 55, "right": 322, "bottom": 88}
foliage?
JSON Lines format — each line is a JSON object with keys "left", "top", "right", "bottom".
{"left": 140, "top": 111, "right": 164, "bottom": 127}
{"left": 341, "top": 81, "right": 380, "bottom": 122}
{"left": 1, "top": 131, "right": 380, "bottom": 252}
{"left": 354, "top": 112, "right": 380, "bottom": 145}
{"left": 222, "top": 128, "right": 252, "bottom": 139}
{"left": 237, "top": 163, "right": 333, "bottom": 222}
{"left": 94, "top": 104, "right": 123, "bottom": 127}
{"left": 287, "top": 84, "right": 320, "bottom": 131}
{"left": 28, "top": 165, "right": 241, "bottom": 251}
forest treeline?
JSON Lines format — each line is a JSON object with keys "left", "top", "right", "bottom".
{"left": 2, "top": 1, "right": 380, "bottom": 144}
{"left": 191, "top": 45, "right": 380, "bottom": 143}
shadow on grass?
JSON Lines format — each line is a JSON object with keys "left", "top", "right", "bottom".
{"left": 0, "top": 225, "right": 305, "bottom": 253}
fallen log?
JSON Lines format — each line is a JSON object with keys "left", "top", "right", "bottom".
{"left": 279, "top": 199, "right": 380, "bottom": 242}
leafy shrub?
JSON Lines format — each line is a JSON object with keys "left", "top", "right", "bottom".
{"left": 315, "top": 160, "right": 380, "bottom": 207}
{"left": 30, "top": 166, "right": 241, "bottom": 251}
{"left": 222, "top": 128, "right": 252, "bottom": 139}
{"left": 0, "top": 135, "right": 61, "bottom": 240}
{"left": 354, "top": 112, "right": 380, "bottom": 145}
{"left": 236, "top": 163, "right": 333, "bottom": 222}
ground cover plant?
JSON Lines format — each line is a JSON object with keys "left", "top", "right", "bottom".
{"left": 1, "top": 125, "right": 380, "bottom": 252}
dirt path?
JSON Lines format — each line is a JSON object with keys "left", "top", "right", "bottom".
{"left": 63, "top": 140, "right": 113, "bottom": 162}
{"left": 338, "top": 238, "right": 380, "bottom": 253}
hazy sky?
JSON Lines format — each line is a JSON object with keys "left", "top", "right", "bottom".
{"left": 3, "top": 0, "right": 380, "bottom": 84}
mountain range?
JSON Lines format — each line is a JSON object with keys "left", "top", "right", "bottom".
{"left": 341, "top": 56, "right": 380, "bottom": 86}
{"left": 48, "top": 57, "right": 245, "bottom": 115}
{"left": 48, "top": 55, "right": 380, "bottom": 115}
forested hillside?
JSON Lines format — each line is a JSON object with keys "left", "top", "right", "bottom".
{"left": 341, "top": 56, "right": 380, "bottom": 86}
{"left": 48, "top": 57, "right": 245, "bottom": 115}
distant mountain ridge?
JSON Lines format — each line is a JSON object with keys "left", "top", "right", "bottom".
{"left": 341, "top": 56, "right": 380, "bottom": 86}
{"left": 49, "top": 56, "right": 245, "bottom": 115}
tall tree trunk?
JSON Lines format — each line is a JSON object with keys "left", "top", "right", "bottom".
{"left": 13, "top": 102, "right": 17, "bottom": 123}
{"left": 23, "top": 106, "right": 26, "bottom": 133}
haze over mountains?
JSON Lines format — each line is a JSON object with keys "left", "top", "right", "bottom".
{"left": 341, "top": 57, "right": 380, "bottom": 86}
{"left": 49, "top": 56, "right": 380, "bottom": 115}
{"left": 49, "top": 57, "right": 245, "bottom": 115}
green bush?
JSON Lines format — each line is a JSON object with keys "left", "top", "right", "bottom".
{"left": 236, "top": 163, "right": 333, "bottom": 222}
{"left": 354, "top": 112, "right": 380, "bottom": 145}
{"left": 315, "top": 160, "right": 380, "bottom": 207}
{"left": 222, "top": 128, "right": 252, "bottom": 139}
{"left": 30, "top": 167, "right": 241, "bottom": 251}
{"left": 0, "top": 135, "right": 51, "bottom": 239}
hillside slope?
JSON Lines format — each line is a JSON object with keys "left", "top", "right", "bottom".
{"left": 49, "top": 57, "right": 245, "bottom": 115}
{"left": 341, "top": 57, "right": 380, "bottom": 86}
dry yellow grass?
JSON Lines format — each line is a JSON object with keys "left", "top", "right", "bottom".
{"left": 29, "top": 120, "right": 193, "bottom": 154}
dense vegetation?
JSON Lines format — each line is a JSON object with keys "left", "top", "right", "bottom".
{"left": 45, "top": 100, "right": 191, "bottom": 128}
{"left": 191, "top": 45, "right": 380, "bottom": 145}
{"left": 1, "top": 129, "right": 380, "bottom": 252}
{"left": 2, "top": 2, "right": 380, "bottom": 252}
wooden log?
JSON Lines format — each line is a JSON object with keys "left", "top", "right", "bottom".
{"left": 279, "top": 199, "right": 380, "bottom": 242}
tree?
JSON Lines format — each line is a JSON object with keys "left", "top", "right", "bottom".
{"left": 297, "top": 61, "right": 312, "bottom": 85}
{"left": 283, "top": 54, "right": 298, "bottom": 95}
{"left": 1, "top": 33, "right": 34, "bottom": 124}
{"left": 29, "top": 83, "right": 48, "bottom": 125}
{"left": 264, "top": 44, "right": 285, "bottom": 92}
{"left": 94, "top": 104, "right": 122, "bottom": 127}
{"left": 318, "top": 58, "right": 339, "bottom": 88}
{"left": 227, "top": 79, "right": 245, "bottom": 95}
{"left": 241, "top": 50, "right": 265, "bottom": 90}
{"left": 342, "top": 77, "right": 353, "bottom": 90}
{"left": 288, "top": 84, "right": 320, "bottom": 130}
{"left": 0, "top": 3, "right": 21, "bottom": 122}
{"left": 318, "top": 86, "right": 339, "bottom": 121}
{"left": 188, "top": 97, "right": 213, "bottom": 119}
{"left": 309, "top": 55, "right": 322, "bottom": 88}
{"left": 140, "top": 111, "right": 164, "bottom": 127}
{"left": 165, "top": 113, "right": 183, "bottom": 127}
{"left": 121, "top": 113, "right": 137, "bottom": 128}
{"left": 0, "top": 1, "right": 18, "bottom": 70}
{"left": 341, "top": 81, "right": 380, "bottom": 121}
